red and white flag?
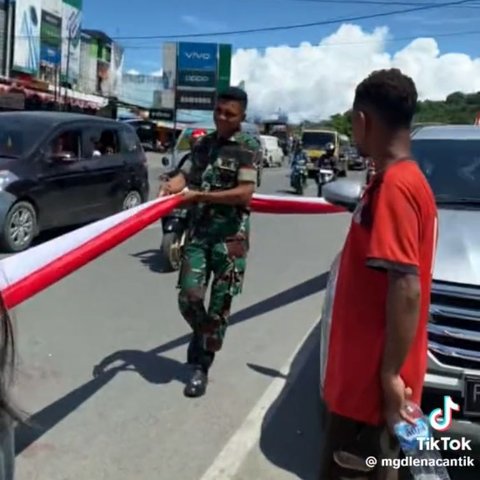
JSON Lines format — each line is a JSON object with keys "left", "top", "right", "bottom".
{"left": 0, "top": 193, "right": 345, "bottom": 309}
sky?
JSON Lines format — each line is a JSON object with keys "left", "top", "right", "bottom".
{"left": 83, "top": 0, "right": 480, "bottom": 121}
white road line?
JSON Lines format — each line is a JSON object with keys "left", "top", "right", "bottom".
{"left": 199, "top": 316, "right": 320, "bottom": 480}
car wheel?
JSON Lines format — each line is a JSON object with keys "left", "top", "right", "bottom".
{"left": 0, "top": 201, "right": 37, "bottom": 253}
{"left": 122, "top": 190, "right": 142, "bottom": 210}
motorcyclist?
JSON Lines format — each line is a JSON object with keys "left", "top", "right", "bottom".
{"left": 317, "top": 142, "right": 337, "bottom": 171}
{"left": 291, "top": 140, "right": 308, "bottom": 169}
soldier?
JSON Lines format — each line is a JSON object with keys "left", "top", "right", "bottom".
{"left": 159, "top": 87, "right": 260, "bottom": 397}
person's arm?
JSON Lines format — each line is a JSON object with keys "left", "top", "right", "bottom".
{"left": 367, "top": 180, "right": 421, "bottom": 376}
{"left": 158, "top": 153, "right": 193, "bottom": 196}
{"left": 366, "top": 178, "right": 422, "bottom": 421}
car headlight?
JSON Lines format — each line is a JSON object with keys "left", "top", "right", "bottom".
{"left": 0, "top": 171, "right": 18, "bottom": 190}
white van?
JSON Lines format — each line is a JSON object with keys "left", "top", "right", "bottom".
{"left": 260, "top": 135, "right": 284, "bottom": 167}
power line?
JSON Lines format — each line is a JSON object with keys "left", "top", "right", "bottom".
{"left": 105, "top": 0, "right": 475, "bottom": 39}
{"left": 281, "top": 0, "right": 480, "bottom": 7}
{"left": 119, "top": 27, "right": 480, "bottom": 51}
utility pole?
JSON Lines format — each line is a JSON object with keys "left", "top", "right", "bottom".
{"left": 64, "top": 35, "right": 71, "bottom": 110}
{"left": 172, "top": 45, "right": 178, "bottom": 165}
{"left": 5, "top": 0, "right": 14, "bottom": 78}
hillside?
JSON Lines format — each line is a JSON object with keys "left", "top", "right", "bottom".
{"left": 306, "top": 91, "right": 480, "bottom": 138}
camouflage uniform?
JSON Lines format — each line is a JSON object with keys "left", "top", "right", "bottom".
{"left": 177, "top": 131, "right": 260, "bottom": 367}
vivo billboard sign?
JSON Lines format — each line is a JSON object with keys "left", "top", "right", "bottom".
{"left": 178, "top": 42, "right": 218, "bottom": 72}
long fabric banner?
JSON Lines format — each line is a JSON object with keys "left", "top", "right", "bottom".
{"left": 0, "top": 194, "right": 345, "bottom": 309}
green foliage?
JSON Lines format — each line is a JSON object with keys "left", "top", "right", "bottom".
{"left": 312, "top": 91, "right": 480, "bottom": 137}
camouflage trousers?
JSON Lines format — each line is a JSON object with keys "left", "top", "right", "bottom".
{"left": 177, "top": 232, "right": 248, "bottom": 354}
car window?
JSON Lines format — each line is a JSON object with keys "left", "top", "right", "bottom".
{"left": 412, "top": 139, "right": 480, "bottom": 201}
{"left": 83, "top": 127, "right": 121, "bottom": 158}
{"left": 120, "top": 127, "right": 142, "bottom": 153}
{"left": 48, "top": 130, "right": 82, "bottom": 159}
{"left": 0, "top": 117, "right": 51, "bottom": 158}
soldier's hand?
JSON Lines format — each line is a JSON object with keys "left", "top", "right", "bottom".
{"left": 182, "top": 189, "right": 202, "bottom": 204}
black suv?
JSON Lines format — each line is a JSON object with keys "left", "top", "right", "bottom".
{"left": 0, "top": 112, "right": 149, "bottom": 252}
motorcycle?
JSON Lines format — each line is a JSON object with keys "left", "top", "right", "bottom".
{"left": 161, "top": 207, "right": 189, "bottom": 271}
{"left": 290, "top": 159, "right": 308, "bottom": 195}
{"left": 317, "top": 167, "right": 336, "bottom": 197}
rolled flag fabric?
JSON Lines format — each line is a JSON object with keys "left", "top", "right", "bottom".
{"left": 251, "top": 194, "right": 346, "bottom": 214}
{"left": 0, "top": 195, "right": 183, "bottom": 310}
{"left": 0, "top": 193, "right": 344, "bottom": 310}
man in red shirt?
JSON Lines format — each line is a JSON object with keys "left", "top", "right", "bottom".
{"left": 319, "top": 69, "right": 438, "bottom": 479}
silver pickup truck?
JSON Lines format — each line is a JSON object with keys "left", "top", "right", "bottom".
{"left": 321, "top": 125, "right": 480, "bottom": 452}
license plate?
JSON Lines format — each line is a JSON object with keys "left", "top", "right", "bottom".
{"left": 320, "top": 169, "right": 333, "bottom": 174}
{"left": 463, "top": 375, "right": 480, "bottom": 417}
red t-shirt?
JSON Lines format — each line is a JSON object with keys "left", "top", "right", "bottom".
{"left": 323, "top": 159, "right": 438, "bottom": 426}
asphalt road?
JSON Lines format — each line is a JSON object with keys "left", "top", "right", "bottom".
{"left": 10, "top": 154, "right": 478, "bottom": 479}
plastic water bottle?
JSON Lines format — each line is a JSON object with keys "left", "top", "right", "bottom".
{"left": 393, "top": 402, "right": 451, "bottom": 480}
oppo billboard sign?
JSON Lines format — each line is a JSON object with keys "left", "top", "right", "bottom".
{"left": 178, "top": 70, "right": 216, "bottom": 88}
{"left": 178, "top": 42, "right": 218, "bottom": 72}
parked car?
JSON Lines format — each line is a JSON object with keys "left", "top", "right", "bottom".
{"left": 320, "top": 124, "right": 480, "bottom": 453}
{"left": 0, "top": 111, "right": 149, "bottom": 252}
{"left": 121, "top": 119, "right": 159, "bottom": 151}
{"left": 260, "top": 135, "right": 284, "bottom": 167}
{"left": 342, "top": 146, "right": 365, "bottom": 170}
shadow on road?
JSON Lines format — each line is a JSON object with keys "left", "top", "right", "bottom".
{"left": 253, "top": 324, "right": 476, "bottom": 480}
{"left": 92, "top": 349, "right": 190, "bottom": 385}
{"left": 131, "top": 248, "right": 174, "bottom": 274}
{"left": 15, "top": 271, "right": 329, "bottom": 455}
{"left": 254, "top": 324, "right": 322, "bottom": 480}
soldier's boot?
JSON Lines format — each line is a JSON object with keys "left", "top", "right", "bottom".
{"left": 184, "top": 351, "right": 214, "bottom": 398}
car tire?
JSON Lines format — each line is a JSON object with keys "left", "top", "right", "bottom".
{"left": 0, "top": 201, "right": 37, "bottom": 253}
{"left": 122, "top": 190, "right": 143, "bottom": 211}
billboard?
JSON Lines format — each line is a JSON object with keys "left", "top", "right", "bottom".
{"left": 40, "top": 0, "right": 63, "bottom": 67}
{"left": 217, "top": 44, "right": 232, "bottom": 93}
{"left": 177, "top": 70, "right": 216, "bottom": 89}
{"left": 61, "top": 0, "right": 82, "bottom": 84}
{"left": 176, "top": 89, "right": 216, "bottom": 111}
{"left": 13, "top": 0, "right": 42, "bottom": 74}
{"left": 178, "top": 42, "right": 217, "bottom": 72}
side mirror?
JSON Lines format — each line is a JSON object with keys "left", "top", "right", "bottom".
{"left": 161, "top": 156, "right": 170, "bottom": 167}
{"left": 322, "top": 178, "right": 363, "bottom": 213}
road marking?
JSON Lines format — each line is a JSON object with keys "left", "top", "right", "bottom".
{"left": 199, "top": 316, "right": 320, "bottom": 480}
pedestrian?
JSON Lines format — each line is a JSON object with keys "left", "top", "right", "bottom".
{"left": 319, "top": 68, "right": 438, "bottom": 479}
{"left": 0, "top": 294, "right": 22, "bottom": 480}
{"left": 159, "top": 87, "right": 260, "bottom": 398}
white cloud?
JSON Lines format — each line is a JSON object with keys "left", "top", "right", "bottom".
{"left": 231, "top": 24, "right": 480, "bottom": 122}
{"left": 151, "top": 69, "right": 163, "bottom": 77}
{"left": 126, "top": 69, "right": 140, "bottom": 75}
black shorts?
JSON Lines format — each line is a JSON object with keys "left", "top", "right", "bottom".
{"left": 318, "top": 407, "right": 412, "bottom": 480}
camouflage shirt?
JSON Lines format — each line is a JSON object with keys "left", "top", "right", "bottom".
{"left": 180, "top": 130, "right": 260, "bottom": 239}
